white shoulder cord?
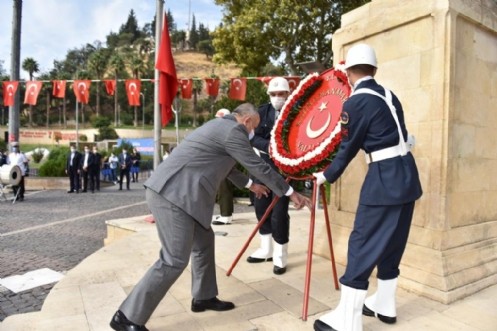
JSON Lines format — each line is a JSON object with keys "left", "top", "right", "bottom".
{"left": 352, "top": 88, "right": 408, "bottom": 155}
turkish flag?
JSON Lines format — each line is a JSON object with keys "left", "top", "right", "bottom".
{"left": 73, "top": 80, "right": 91, "bottom": 104}
{"left": 179, "top": 78, "right": 192, "bottom": 99}
{"left": 125, "top": 79, "right": 141, "bottom": 106}
{"left": 285, "top": 76, "right": 301, "bottom": 91}
{"left": 205, "top": 78, "right": 220, "bottom": 97}
{"left": 52, "top": 80, "right": 66, "bottom": 98}
{"left": 24, "top": 81, "right": 43, "bottom": 105}
{"left": 156, "top": 14, "right": 178, "bottom": 127}
{"left": 2, "top": 81, "right": 19, "bottom": 106}
{"left": 228, "top": 78, "right": 247, "bottom": 101}
{"left": 257, "top": 76, "right": 273, "bottom": 86}
{"left": 104, "top": 80, "right": 116, "bottom": 96}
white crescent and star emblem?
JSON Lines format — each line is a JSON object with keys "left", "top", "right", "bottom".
{"left": 306, "top": 101, "right": 331, "bottom": 139}
{"left": 77, "top": 82, "right": 87, "bottom": 95}
{"left": 233, "top": 79, "right": 242, "bottom": 90}
{"left": 7, "top": 84, "right": 14, "bottom": 96}
{"left": 129, "top": 82, "right": 137, "bottom": 95}
{"left": 28, "top": 83, "right": 38, "bottom": 95}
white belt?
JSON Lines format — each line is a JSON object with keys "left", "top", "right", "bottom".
{"left": 365, "top": 142, "right": 408, "bottom": 164}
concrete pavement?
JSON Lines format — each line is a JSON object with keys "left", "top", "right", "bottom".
{"left": 1, "top": 208, "right": 496, "bottom": 330}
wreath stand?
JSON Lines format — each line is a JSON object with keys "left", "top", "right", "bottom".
{"left": 226, "top": 176, "right": 339, "bottom": 321}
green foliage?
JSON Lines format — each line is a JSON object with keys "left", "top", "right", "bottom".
{"left": 120, "top": 112, "right": 134, "bottom": 126}
{"left": 213, "top": 0, "right": 371, "bottom": 74}
{"left": 79, "top": 134, "right": 88, "bottom": 142}
{"left": 39, "top": 146, "right": 70, "bottom": 177}
{"left": 99, "top": 126, "right": 119, "bottom": 140}
{"left": 91, "top": 115, "right": 112, "bottom": 128}
{"left": 32, "top": 149, "right": 44, "bottom": 163}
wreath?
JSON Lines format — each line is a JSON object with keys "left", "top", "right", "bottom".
{"left": 269, "top": 64, "right": 350, "bottom": 178}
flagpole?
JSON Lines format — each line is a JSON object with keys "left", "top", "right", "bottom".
{"left": 75, "top": 101, "right": 79, "bottom": 150}
{"left": 153, "top": 0, "right": 164, "bottom": 169}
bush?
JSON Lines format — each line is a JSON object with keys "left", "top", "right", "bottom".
{"left": 39, "top": 146, "right": 70, "bottom": 177}
{"left": 98, "top": 126, "right": 119, "bottom": 140}
{"left": 120, "top": 112, "right": 133, "bottom": 126}
{"left": 32, "top": 149, "right": 44, "bottom": 163}
{"left": 79, "top": 134, "right": 88, "bottom": 142}
{"left": 92, "top": 115, "right": 112, "bottom": 128}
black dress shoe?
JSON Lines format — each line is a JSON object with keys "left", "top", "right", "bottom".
{"left": 67, "top": 190, "right": 74, "bottom": 193}
{"left": 110, "top": 310, "right": 149, "bottom": 331}
{"left": 246, "top": 256, "right": 273, "bottom": 263}
{"left": 191, "top": 297, "right": 235, "bottom": 312}
{"left": 273, "top": 266, "right": 286, "bottom": 275}
{"left": 314, "top": 319, "right": 337, "bottom": 331}
{"left": 362, "top": 304, "right": 397, "bottom": 324}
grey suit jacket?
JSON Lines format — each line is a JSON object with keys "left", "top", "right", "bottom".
{"left": 144, "top": 115, "right": 291, "bottom": 229}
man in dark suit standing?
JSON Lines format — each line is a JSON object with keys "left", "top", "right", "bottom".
{"left": 118, "top": 147, "right": 132, "bottom": 190}
{"left": 90, "top": 146, "right": 102, "bottom": 193}
{"left": 65, "top": 144, "right": 82, "bottom": 193}
{"left": 79, "top": 146, "right": 94, "bottom": 193}
{"left": 110, "top": 103, "right": 311, "bottom": 331}
{"left": 313, "top": 44, "right": 422, "bottom": 331}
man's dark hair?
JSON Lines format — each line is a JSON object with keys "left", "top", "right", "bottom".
{"left": 348, "top": 64, "right": 376, "bottom": 76}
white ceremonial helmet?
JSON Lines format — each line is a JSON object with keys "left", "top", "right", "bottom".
{"left": 215, "top": 108, "right": 230, "bottom": 118}
{"left": 344, "top": 44, "right": 378, "bottom": 69}
{"left": 267, "top": 77, "right": 290, "bottom": 94}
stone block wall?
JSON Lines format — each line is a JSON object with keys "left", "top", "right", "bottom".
{"left": 315, "top": 0, "right": 497, "bottom": 303}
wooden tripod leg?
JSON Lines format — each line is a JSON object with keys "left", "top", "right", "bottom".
{"left": 226, "top": 195, "right": 280, "bottom": 276}
{"left": 321, "top": 186, "right": 339, "bottom": 290}
{"left": 301, "top": 180, "right": 319, "bottom": 321}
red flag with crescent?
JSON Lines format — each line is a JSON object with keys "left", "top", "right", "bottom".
{"left": 125, "top": 79, "right": 141, "bottom": 106}
{"left": 104, "top": 80, "right": 116, "bottom": 96}
{"left": 156, "top": 14, "right": 178, "bottom": 127}
{"left": 228, "top": 78, "right": 247, "bottom": 101}
{"left": 179, "top": 78, "right": 193, "bottom": 99}
{"left": 73, "top": 80, "right": 91, "bottom": 104}
{"left": 2, "top": 81, "right": 19, "bottom": 106}
{"left": 205, "top": 78, "right": 220, "bottom": 97}
{"left": 285, "top": 76, "right": 301, "bottom": 91}
{"left": 257, "top": 76, "right": 273, "bottom": 86}
{"left": 52, "top": 80, "right": 66, "bottom": 98}
{"left": 24, "top": 81, "right": 43, "bottom": 105}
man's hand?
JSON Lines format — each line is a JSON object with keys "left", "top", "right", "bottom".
{"left": 313, "top": 172, "right": 327, "bottom": 186}
{"left": 249, "top": 183, "right": 270, "bottom": 199}
{"left": 289, "top": 191, "right": 312, "bottom": 210}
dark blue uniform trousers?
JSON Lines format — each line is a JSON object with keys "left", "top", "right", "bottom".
{"left": 340, "top": 201, "right": 415, "bottom": 290}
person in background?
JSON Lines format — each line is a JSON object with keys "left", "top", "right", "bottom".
{"left": 248, "top": 77, "right": 292, "bottom": 275}
{"left": 312, "top": 44, "right": 422, "bottom": 331}
{"left": 7, "top": 142, "right": 28, "bottom": 202}
{"left": 90, "top": 146, "right": 102, "bottom": 192}
{"left": 108, "top": 152, "right": 119, "bottom": 184}
{"left": 79, "top": 146, "right": 94, "bottom": 193}
{"left": 131, "top": 148, "right": 141, "bottom": 183}
{"left": 0, "top": 149, "right": 7, "bottom": 166}
{"left": 66, "top": 144, "right": 82, "bottom": 193}
{"left": 118, "top": 148, "right": 132, "bottom": 190}
{"left": 211, "top": 108, "right": 235, "bottom": 225}
{"left": 109, "top": 103, "right": 311, "bottom": 331}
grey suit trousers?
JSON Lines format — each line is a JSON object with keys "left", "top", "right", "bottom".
{"left": 120, "top": 189, "right": 218, "bottom": 325}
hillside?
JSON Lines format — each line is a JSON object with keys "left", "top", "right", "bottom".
{"left": 173, "top": 51, "right": 241, "bottom": 81}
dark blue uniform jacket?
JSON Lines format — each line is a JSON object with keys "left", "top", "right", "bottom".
{"left": 323, "top": 79, "right": 422, "bottom": 205}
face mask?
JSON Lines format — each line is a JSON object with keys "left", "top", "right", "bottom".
{"left": 270, "top": 96, "right": 286, "bottom": 111}
{"left": 70, "top": 148, "right": 75, "bottom": 153}
{"left": 248, "top": 129, "right": 255, "bottom": 140}
{"left": 12, "top": 147, "right": 18, "bottom": 152}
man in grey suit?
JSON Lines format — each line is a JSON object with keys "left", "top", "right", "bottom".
{"left": 110, "top": 103, "right": 311, "bottom": 331}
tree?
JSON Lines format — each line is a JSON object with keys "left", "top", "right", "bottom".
{"left": 108, "top": 53, "right": 126, "bottom": 126}
{"left": 119, "top": 10, "right": 142, "bottom": 43}
{"left": 212, "top": 0, "right": 370, "bottom": 75}
{"left": 189, "top": 14, "right": 199, "bottom": 50}
{"left": 87, "top": 48, "right": 110, "bottom": 116}
{"left": 22, "top": 57, "right": 40, "bottom": 126}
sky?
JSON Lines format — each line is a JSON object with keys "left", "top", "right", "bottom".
{"left": 0, "top": 0, "right": 223, "bottom": 79}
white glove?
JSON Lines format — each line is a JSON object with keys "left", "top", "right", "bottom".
{"left": 407, "top": 134, "right": 416, "bottom": 150}
{"left": 313, "top": 172, "right": 327, "bottom": 186}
